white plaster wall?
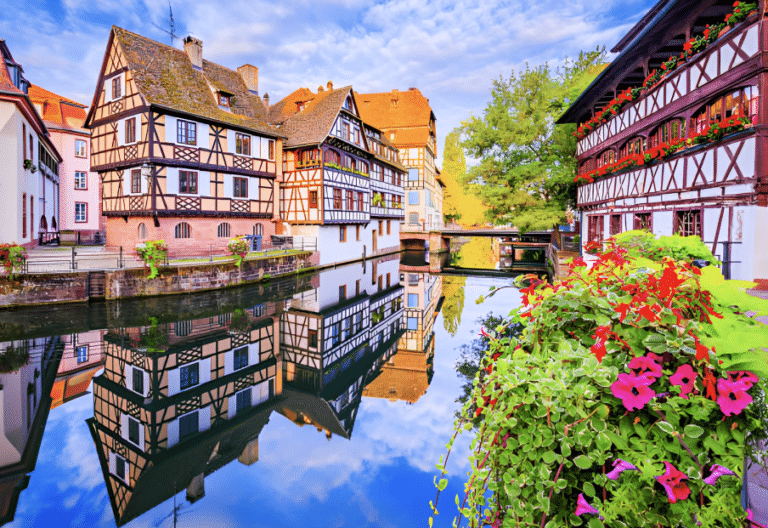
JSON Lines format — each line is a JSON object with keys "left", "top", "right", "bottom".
{"left": 753, "top": 207, "right": 768, "bottom": 280}
{"left": 652, "top": 211, "right": 673, "bottom": 237}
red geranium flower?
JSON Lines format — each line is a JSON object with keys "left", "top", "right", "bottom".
{"left": 656, "top": 461, "right": 691, "bottom": 503}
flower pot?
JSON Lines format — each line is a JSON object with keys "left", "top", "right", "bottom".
{"left": 718, "top": 25, "right": 731, "bottom": 38}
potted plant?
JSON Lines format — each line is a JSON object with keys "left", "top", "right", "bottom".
{"left": 135, "top": 240, "right": 168, "bottom": 279}
{"left": 0, "top": 243, "right": 27, "bottom": 279}
{"left": 228, "top": 236, "right": 250, "bottom": 267}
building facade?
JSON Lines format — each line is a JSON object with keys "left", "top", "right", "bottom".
{"left": 84, "top": 28, "right": 284, "bottom": 255}
{"left": 0, "top": 40, "right": 62, "bottom": 247}
{"left": 559, "top": 0, "right": 768, "bottom": 282}
{"left": 269, "top": 83, "right": 405, "bottom": 266}
{"left": 28, "top": 86, "right": 102, "bottom": 243}
{"left": 357, "top": 88, "right": 442, "bottom": 231}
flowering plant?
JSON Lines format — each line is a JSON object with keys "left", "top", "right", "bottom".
{"left": 228, "top": 236, "right": 250, "bottom": 267}
{"left": 135, "top": 240, "right": 168, "bottom": 279}
{"left": 0, "top": 243, "right": 27, "bottom": 279}
{"left": 432, "top": 234, "right": 768, "bottom": 527}
{"left": 573, "top": 2, "right": 758, "bottom": 140}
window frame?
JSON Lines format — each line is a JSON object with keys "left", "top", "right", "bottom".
{"left": 233, "top": 346, "right": 248, "bottom": 371}
{"left": 309, "top": 190, "right": 318, "bottom": 208}
{"left": 236, "top": 132, "right": 251, "bottom": 156}
{"left": 233, "top": 176, "right": 248, "bottom": 198}
{"left": 179, "top": 410, "right": 199, "bottom": 440}
{"left": 111, "top": 76, "right": 122, "bottom": 100}
{"left": 74, "top": 202, "right": 87, "bottom": 223}
{"left": 177, "top": 119, "right": 197, "bottom": 146}
{"left": 339, "top": 226, "right": 347, "bottom": 242}
{"left": 179, "top": 171, "right": 198, "bottom": 194}
{"left": 633, "top": 212, "right": 653, "bottom": 231}
{"left": 125, "top": 117, "right": 136, "bottom": 144}
{"left": 674, "top": 208, "right": 702, "bottom": 238}
{"left": 76, "top": 345, "right": 88, "bottom": 364}
{"left": 75, "top": 139, "right": 87, "bottom": 158}
{"left": 179, "top": 362, "right": 200, "bottom": 390}
{"left": 74, "top": 171, "right": 87, "bottom": 190}
{"left": 131, "top": 169, "right": 141, "bottom": 194}
{"left": 175, "top": 222, "right": 191, "bottom": 239}
{"left": 333, "top": 189, "right": 342, "bottom": 209}
{"left": 217, "top": 222, "right": 231, "bottom": 238}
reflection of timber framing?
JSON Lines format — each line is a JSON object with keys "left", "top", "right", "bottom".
{"left": 89, "top": 307, "right": 283, "bottom": 526}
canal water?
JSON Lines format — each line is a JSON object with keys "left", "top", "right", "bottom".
{"left": 0, "top": 248, "right": 522, "bottom": 528}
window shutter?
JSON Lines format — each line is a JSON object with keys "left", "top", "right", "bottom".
{"left": 167, "top": 419, "right": 179, "bottom": 447}
{"left": 117, "top": 119, "right": 124, "bottom": 147}
{"left": 224, "top": 350, "right": 233, "bottom": 376}
{"left": 168, "top": 368, "right": 180, "bottom": 396}
{"left": 166, "top": 168, "right": 179, "bottom": 195}
{"left": 165, "top": 116, "right": 176, "bottom": 143}
{"left": 199, "top": 358, "right": 211, "bottom": 385}
{"left": 227, "top": 129, "right": 236, "bottom": 153}
{"left": 224, "top": 175, "right": 233, "bottom": 198}
{"left": 198, "top": 405, "right": 211, "bottom": 433}
{"left": 249, "top": 177, "right": 258, "bottom": 200}
{"left": 199, "top": 172, "right": 211, "bottom": 197}
{"left": 227, "top": 395, "right": 237, "bottom": 419}
{"left": 120, "top": 413, "right": 129, "bottom": 440}
{"left": 248, "top": 342, "right": 259, "bottom": 366}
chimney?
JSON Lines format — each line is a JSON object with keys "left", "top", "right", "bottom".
{"left": 326, "top": 80, "right": 333, "bottom": 91}
{"left": 184, "top": 36, "right": 203, "bottom": 71}
{"left": 237, "top": 64, "right": 259, "bottom": 95}
{"left": 317, "top": 85, "right": 324, "bottom": 93}
{"left": 263, "top": 93, "right": 269, "bottom": 108}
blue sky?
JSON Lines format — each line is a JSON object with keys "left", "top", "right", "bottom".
{"left": 1, "top": 0, "right": 657, "bottom": 161}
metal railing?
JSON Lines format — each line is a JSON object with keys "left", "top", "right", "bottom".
{"left": 19, "top": 237, "right": 318, "bottom": 274}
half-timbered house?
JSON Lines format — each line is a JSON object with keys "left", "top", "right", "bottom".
{"left": 0, "top": 40, "right": 62, "bottom": 247}
{"left": 279, "top": 257, "right": 404, "bottom": 438}
{"left": 357, "top": 88, "right": 442, "bottom": 231}
{"left": 84, "top": 28, "right": 285, "bottom": 255}
{"left": 88, "top": 305, "right": 282, "bottom": 525}
{"left": 270, "top": 83, "right": 405, "bottom": 266}
{"left": 558, "top": 0, "right": 768, "bottom": 282}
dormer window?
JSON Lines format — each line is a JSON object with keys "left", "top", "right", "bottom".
{"left": 344, "top": 96, "right": 352, "bottom": 110}
{"left": 620, "top": 137, "right": 645, "bottom": 158}
{"left": 597, "top": 149, "right": 615, "bottom": 168}
{"left": 297, "top": 102, "right": 305, "bottom": 112}
{"left": 649, "top": 119, "right": 684, "bottom": 149}
{"left": 691, "top": 86, "right": 758, "bottom": 135}
{"left": 219, "top": 94, "right": 230, "bottom": 106}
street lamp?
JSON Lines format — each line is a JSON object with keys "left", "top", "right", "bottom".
{"left": 141, "top": 162, "right": 152, "bottom": 183}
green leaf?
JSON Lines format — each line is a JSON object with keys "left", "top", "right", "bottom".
{"left": 656, "top": 421, "right": 674, "bottom": 434}
{"left": 438, "top": 478, "right": 447, "bottom": 491}
{"left": 683, "top": 424, "right": 704, "bottom": 438}
{"left": 574, "top": 455, "right": 592, "bottom": 469}
{"left": 583, "top": 482, "right": 596, "bottom": 497}
{"left": 542, "top": 451, "right": 558, "bottom": 464}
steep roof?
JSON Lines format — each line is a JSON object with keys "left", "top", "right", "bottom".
{"left": 98, "top": 27, "right": 281, "bottom": 138}
{"left": 28, "top": 84, "right": 88, "bottom": 132}
{"left": 355, "top": 88, "right": 435, "bottom": 130}
{"left": 0, "top": 40, "right": 24, "bottom": 96}
{"left": 268, "top": 85, "right": 353, "bottom": 148}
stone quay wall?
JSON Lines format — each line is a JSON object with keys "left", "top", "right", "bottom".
{"left": 0, "top": 252, "right": 314, "bottom": 309}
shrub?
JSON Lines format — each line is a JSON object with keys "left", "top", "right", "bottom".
{"left": 228, "top": 236, "right": 250, "bottom": 267}
{"left": 135, "top": 240, "right": 168, "bottom": 279}
{"left": 432, "top": 239, "right": 768, "bottom": 528}
{"left": 0, "top": 243, "right": 27, "bottom": 279}
{"left": 614, "top": 230, "right": 721, "bottom": 266}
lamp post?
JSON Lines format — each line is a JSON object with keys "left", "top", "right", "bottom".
{"left": 141, "top": 162, "right": 152, "bottom": 186}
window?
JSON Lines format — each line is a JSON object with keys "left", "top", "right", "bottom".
{"left": 408, "top": 293, "right": 418, "bottom": 307}
{"left": 357, "top": 192, "right": 363, "bottom": 211}
{"left": 342, "top": 122, "right": 350, "bottom": 141}
{"left": 371, "top": 164, "right": 382, "bottom": 180}
{"left": 347, "top": 190, "right": 354, "bottom": 210}
{"left": 177, "top": 120, "right": 196, "bottom": 145}
{"left": 620, "top": 137, "right": 645, "bottom": 158}
{"left": 330, "top": 323, "right": 340, "bottom": 346}
{"left": 408, "top": 168, "right": 419, "bottom": 181}
{"left": 309, "top": 190, "right": 318, "bottom": 208}
{"left": 325, "top": 149, "right": 340, "bottom": 165}
{"left": 22, "top": 193, "right": 26, "bottom": 238}
{"left": 610, "top": 214, "right": 622, "bottom": 236}
{"left": 75, "top": 203, "right": 87, "bottom": 223}
{"left": 409, "top": 213, "right": 419, "bottom": 225}
{"left": 217, "top": 222, "right": 231, "bottom": 238}
{"left": 219, "top": 93, "right": 230, "bottom": 106}
{"left": 386, "top": 273, "right": 391, "bottom": 288}
{"left": 334, "top": 189, "right": 342, "bottom": 209}
{"left": 75, "top": 139, "right": 87, "bottom": 158}
{"left": 234, "top": 346, "right": 248, "bottom": 370}
{"left": 253, "top": 223, "right": 263, "bottom": 236}
{"left": 236, "top": 388, "right": 251, "bottom": 412}
{"left": 75, "top": 171, "right": 87, "bottom": 189}
{"left": 409, "top": 191, "right": 419, "bottom": 205}
{"left": 339, "top": 226, "right": 347, "bottom": 242}
{"left": 588, "top": 215, "right": 604, "bottom": 243}
{"left": 233, "top": 177, "right": 248, "bottom": 198}
{"left": 236, "top": 133, "right": 250, "bottom": 155}
{"left": 179, "top": 171, "right": 198, "bottom": 194}
{"left": 308, "top": 329, "right": 318, "bottom": 348}
{"left": 115, "top": 455, "right": 127, "bottom": 481}
{"left": 378, "top": 220, "right": 383, "bottom": 234}
{"left": 112, "top": 76, "right": 121, "bottom": 99}
{"left": 128, "top": 417, "right": 140, "bottom": 445}
{"left": 356, "top": 225, "right": 360, "bottom": 241}
{"left": 353, "top": 128, "right": 360, "bottom": 144}
{"left": 268, "top": 140, "right": 274, "bottom": 160}
{"left": 175, "top": 222, "right": 191, "bottom": 238}
{"left": 179, "top": 411, "right": 199, "bottom": 440}
{"left": 649, "top": 119, "right": 684, "bottom": 148}
{"left": 138, "top": 223, "right": 147, "bottom": 240}
{"left": 131, "top": 169, "right": 141, "bottom": 193}
{"left": 387, "top": 220, "right": 391, "bottom": 235}
{"left": 125, "top": 118, "right": 136, "bottom": 144}
{"left": 675, "top": 210, "right": 702, "bottom": 237}
{"left": 299, "top": 149, "right": 319, "bottom": 166}
{"left": 691, "top": 86, "right": 758, "bottom": 134}
{"left": 180, "top": 363, "right": 200, "bottom": 390}
{"left": 597, "top": 149, "right": 615, "bottom": 168}
{"left": 634, "top": 213, "right": 652, "bottom": 231}
{"left": 355, "top": 279, "right": 360, "bottom": 296}
{"left": 407, "top": 317, "right": 418, "bottom": 330}
{"left": 132, "top": 367, "right": 144, "bottom": 394}
{"left": 339, "top": 285, "right": 346, "bottom": 301}
{"left": 76, "top": 345, "right": 88, "bottom": 364}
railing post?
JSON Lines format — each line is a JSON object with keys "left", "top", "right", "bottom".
{"left": 119, "top": 246, "right": 123, "bottom": 268}
{"left": 71, "top": 247, "right": 77, "bottom": 271}
{"left": 210, "top": 245, "right": 213, "bottom": 262}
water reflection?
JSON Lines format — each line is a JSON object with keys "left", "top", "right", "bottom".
{"left": 0, "top": 254, "right": 452, "bottom": 527}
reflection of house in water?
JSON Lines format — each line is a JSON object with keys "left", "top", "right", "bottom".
{"left": 366, "top": 268, "right": 443, "bottom": 404}
{"left": 50, "top": 331, "right": 106, "bottom": 409}
{"left": 279, "top": 255, "right": 404, "bottom": 438}
{"left": 0, "top": 337, "right": 63, "bottom": 526}
{"left": 87, "top": 304, "right": 283, "bottom": 527}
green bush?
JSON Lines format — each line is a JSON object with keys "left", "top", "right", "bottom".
{"left": 613, "top": 230, "right": 720, "bottom": 266}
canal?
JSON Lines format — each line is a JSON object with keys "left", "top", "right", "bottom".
{"left": 0, "top": 249, "right": 523, "bottom": 528}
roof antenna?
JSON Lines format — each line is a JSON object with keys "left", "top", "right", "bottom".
{"left": 152, "top": 1, "right": 179, "bottom": 46}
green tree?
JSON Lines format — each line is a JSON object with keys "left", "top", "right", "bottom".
{"left": 442, "top": 131, "right": 487, "bottom": 226}
{"left": 441, "top": 276, "right": 466, "bottom": 336}
{"left": 460, "top": 50, "right": 606, "bottom": 232}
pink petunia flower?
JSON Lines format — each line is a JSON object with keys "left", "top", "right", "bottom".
{"left": 670, "top": 364, "right": 698, "bottom": 399}
{"left": 717, "top": 378, "right": 753, "bottom": 416}
{"left": 606, "top": 459, "right": 639, "bottom": 480}
{"left": 575, "top": 494, "right": 603, "bottom": 520}
{"left": 629, "top": 356, "right": 663, "bottom": 378}
{"left": 727, "top": 370, "right": 759, "bottom": 388}
{"left": 703, "top": 464, "right": 736, "bottom": 485}
{"left": 747, "top": 509, "right": 767, "bottom": 528}
{"left": 656, "top": 461, "right": 691, "bottom": 503}
{"left": 611, "top": 373, "right": 656, "bottom": 411}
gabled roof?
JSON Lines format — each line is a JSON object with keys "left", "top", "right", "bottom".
{"left": 355, "top": 88, "right": 435, "bottom": 130}
{"left": 268, "top": 85, "right": 354, "bottom": 148}
{"left": 28, "top": 85, "right": 88, "bottom": 132}
{"left": 87, "top": 27, "right": 282, "bottom": 138}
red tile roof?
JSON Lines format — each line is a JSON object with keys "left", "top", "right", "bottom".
{"left": 28, "top": 85, "right": 88, "bottom": 130}
{"left": 0, "top": 40, "right": 24, "bottom": 96}
{"left": 356, "top": 88, "right": 434, "bottom": 129}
